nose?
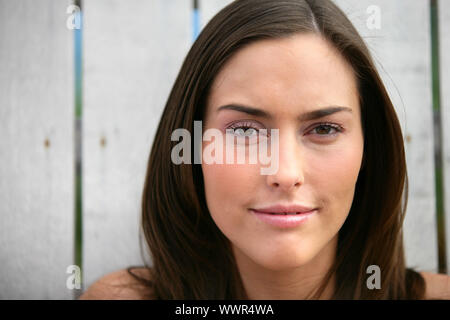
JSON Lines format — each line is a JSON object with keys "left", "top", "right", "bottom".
{"left": 266, "top": 130, "right": 304, "bottom": 192}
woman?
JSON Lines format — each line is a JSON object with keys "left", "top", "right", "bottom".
{"left": 80, "top": 0, "right": 450, "bottom": 299}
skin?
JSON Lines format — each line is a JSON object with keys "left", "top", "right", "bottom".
{"left": 201, "top": 33, "right": 364, "bottom": 299}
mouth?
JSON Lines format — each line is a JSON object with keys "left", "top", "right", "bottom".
{"left": 250, "top": 203, "right": 318, "bottom": 214}
{"left": 249, "top": 208, "right": 317, "bottom": 228}
{"left": 255, "top": 211, "right": 308, "bottom": 215}
{"left": 250, "top": 209, "right": 316, "bottom": 215}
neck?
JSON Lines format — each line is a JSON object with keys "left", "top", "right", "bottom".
{"left": 233, "top": 236, "right": 338, "bottom": 300}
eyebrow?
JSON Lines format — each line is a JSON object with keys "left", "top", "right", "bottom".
{"left": 217, "top": 104, "right": 353, "bottom": 121}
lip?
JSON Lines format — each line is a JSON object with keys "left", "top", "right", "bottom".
{"left": 251, "top": 204, "right": 317, "bottom": 214}
{"left": 249, "top": 204, "right": 318, "bottom": 228}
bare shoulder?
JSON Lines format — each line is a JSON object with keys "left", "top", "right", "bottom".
{"left": 79, "top": 267, "right": 155, "bottom": 300}
{"left": 420, "top": 271, "right": 450, "bottom": 300}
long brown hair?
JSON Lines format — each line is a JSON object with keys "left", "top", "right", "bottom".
{"left": 132, "top": 0, "right": 425, "bottom": 299}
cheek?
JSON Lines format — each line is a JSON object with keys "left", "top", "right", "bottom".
{"left": 309, "top": 137, "right": 364, "bottom": 223}
{"left": 201, "top": 160, "right": 260, "bottom": 228}
{"left": 201, "top": 136, "right": 263, "bottom": 213}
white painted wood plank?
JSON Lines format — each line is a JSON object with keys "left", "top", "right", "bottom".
{"left": 0, "top": 0, "right": 74, "bottom": 299}
{"left": 439, "top": 0, "right": 450, "bottom": 274}
{"left": 82, "top": 0, "right": 191, "bottom": 289}
{"left": 200, "top": 0, "right": 438, "bottom": 272}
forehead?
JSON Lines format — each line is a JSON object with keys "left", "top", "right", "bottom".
{"left": 207, "top": 33, "right": 359, "bottom": 115}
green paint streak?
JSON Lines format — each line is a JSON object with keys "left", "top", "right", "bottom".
{"left": 74, "top": 0, "right": 83, "bottom": 297}
{"left": 430, "top": 0, "right": 447, "bottom": 274}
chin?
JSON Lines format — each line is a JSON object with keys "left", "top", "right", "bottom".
{"left": 259, "top": 259, "right": 313, "bottom": 272}
{"left": 250, "top": 247, "right": 317, "bottom": 271}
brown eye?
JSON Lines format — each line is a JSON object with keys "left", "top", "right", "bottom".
{"left": 234, "top": 127, "right": 257, "bottom": 137}
{"left": 309, "top": 123, "right": 343, "bottom": 137}
{"left": 225, "top": 121, "right": 269, "bottom": 145}
{"left": 227, "top": 120, "right": 267, "bottom": 137}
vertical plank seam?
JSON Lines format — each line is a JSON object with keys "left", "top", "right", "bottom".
{"left": 430, "top": 0, "right": 447, "bottom": 274}
{"left": 193, "top": 0, "right": 200, "bottom": 41}
{"left": 73, "top": 0, "right": 84, "bottom": 298}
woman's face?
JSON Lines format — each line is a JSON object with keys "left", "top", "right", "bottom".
{"left": 201, "top": 33, "right": 364, "bottom": 271}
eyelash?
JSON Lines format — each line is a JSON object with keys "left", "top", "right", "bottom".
{"left": 226, "top": 121, "right": 344, "bottom": 137}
